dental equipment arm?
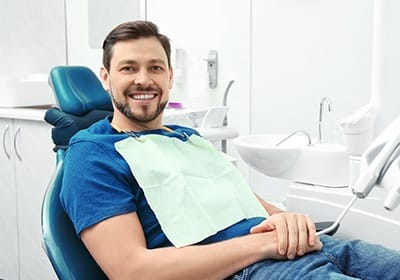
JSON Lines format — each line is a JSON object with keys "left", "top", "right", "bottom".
{"left": 352, "top": 127, "right": 400, "bottom": 199}
{"left": 317, "top": 115, "right": 400, "bottom": 236}
{"left": 352, "top": 115, "right": 400, "bottom": 209}
{"left": 381, "top": 156, "right": 400, "bottom": 211}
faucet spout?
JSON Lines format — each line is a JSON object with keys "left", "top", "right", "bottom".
{"left": 319, "top": 97, "right": 332, "bottom": 143}
{"left": 276, "top": 130, "right": 312, "bottom": 147}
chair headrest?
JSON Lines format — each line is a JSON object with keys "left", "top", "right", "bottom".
{"left": 44, "top": 107, "right": 112, "bottom": 151}
{"left": 49, "top": 66, "right": 113, "bottom": 116}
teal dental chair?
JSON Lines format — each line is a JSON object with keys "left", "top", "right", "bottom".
{"left": 41, "top": 66, "right": 112, "bottom": 280}
{"left": 41, "top": 65, "right": 338, "bottom": 280}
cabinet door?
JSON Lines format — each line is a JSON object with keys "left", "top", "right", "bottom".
{"left": 14, "top": 119, "right": 57, "bottom": 280}
{"left": 0, "top": 119, "right": 19, "bottom": 280}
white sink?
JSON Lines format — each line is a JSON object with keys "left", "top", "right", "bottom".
{"left": 234, "top": 134, "right": 349, "bottom": 187}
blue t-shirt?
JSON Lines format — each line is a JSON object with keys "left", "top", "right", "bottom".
{"left": 60, "top": 117, "right": 265, "bottom": 249}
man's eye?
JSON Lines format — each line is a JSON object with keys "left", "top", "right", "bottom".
{"left": 121, "top": 66, "right": 135, "bottom": 72}
{"left": 152, "top": 65, "right": 163, "bottom": 71}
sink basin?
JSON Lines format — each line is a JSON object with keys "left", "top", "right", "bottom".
{"left": 233, "top": 134, "right": 305, "bottom": 176}
{"left": 234, "top": 134, "right": 349, "bottom": 187}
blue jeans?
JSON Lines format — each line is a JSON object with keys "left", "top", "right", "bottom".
{"left": 229, "top": 235, "right": 400, "bottom": 279}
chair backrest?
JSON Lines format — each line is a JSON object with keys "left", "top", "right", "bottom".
{"left": 42, "top": 65, "right": 112, "bottom": 279}
{"left": 41, "top": 161, "right": 108, "bottom": 280}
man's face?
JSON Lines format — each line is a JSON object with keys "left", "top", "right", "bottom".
{"left": 101, "top": 37, "right": 173, "bottom": 129}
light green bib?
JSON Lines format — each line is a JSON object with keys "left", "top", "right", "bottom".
{"left": 115, "top": 133, "right": 267, "bottom": 247}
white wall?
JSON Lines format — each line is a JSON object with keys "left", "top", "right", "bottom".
{"left": 0, "top": 0, "right": 65, "bottom": 107}
{"left": 251, "top": 0, "right": 373, "bottom": 137}
{"left": 0, "top": 0, "right": 66, "bottom": 78}
{"left": 65, "top": 0, "right": 146, "bottom": 73}
{"left": 370, "top": 0, "right": 400, "bottom": 136}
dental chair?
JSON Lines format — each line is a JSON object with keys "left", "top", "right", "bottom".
{"left": 41, "top": 65, "right": 338, "bottom": 280}
{"left": 41, "top": 66, "right": 112, "bottom": 280}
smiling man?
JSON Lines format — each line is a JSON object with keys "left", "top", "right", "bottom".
{"left": 60, "top": 20, "right": 400, "bottom": 280}
{"left": 102, "top": 36, "right": 172, "bottom": 129}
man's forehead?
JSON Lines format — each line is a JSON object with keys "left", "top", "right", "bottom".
{"left": 111, "top": 38, "right": 167, "bottom": 63}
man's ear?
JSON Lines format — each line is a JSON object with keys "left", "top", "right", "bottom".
{"left": 168, "top": 66, "right": 174, "bottom": 90}
{"left": 100, "top": 66, "right": 110, "bottom": 91}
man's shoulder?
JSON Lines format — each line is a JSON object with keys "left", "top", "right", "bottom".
{"left": 69, "top": 118, "right": 127, "bottom": 153}
{"left": 72, "top": 118, "right": 118, "bottom": 140}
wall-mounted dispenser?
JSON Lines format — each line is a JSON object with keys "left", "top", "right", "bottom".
{"left": 204, "top": 50, "right": 218, "bottom": 88}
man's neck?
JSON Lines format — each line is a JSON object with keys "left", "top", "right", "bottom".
{"left": 110, "top": 116, "right": 164, "bottom": 133}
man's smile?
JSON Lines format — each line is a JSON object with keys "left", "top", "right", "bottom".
{"left": 129, "top": 93, "right": 157, "bottom": 100}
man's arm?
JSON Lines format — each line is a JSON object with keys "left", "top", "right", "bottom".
{"left": 254, "top": 194, "right": 318, "bottom": 259}
{"left": 81, "top": 212, "right": 321, "bottom": 280}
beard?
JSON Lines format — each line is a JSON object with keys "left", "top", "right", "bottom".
{"left": 110, "top": 88, "right": 168, "bottom": 123}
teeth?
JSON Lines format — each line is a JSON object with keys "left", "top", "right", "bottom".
{"left": 132, "top": 94, "right": 154, "bottom": 100}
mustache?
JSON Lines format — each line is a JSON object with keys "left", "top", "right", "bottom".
{"left": 130, "top": 85, "right": 161, "bottom": 92}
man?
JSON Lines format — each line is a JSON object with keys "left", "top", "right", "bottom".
{"left": 61, "top": 20, "right": 400, "bottom": 279}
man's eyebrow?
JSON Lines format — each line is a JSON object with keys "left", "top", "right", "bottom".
{"left": 117, "top": 59, "right": 137, "bottom": 67}
{"left": 149, "top": 59, "right": 167, "bottom": 65}
{"left": 117, "top": 59, "right": 167, "bottom": 66}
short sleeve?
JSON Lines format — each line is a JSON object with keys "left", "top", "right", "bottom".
{"left": 60, "top": 139, "right": 137, "bottom": 235}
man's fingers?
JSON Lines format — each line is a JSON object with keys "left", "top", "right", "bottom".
{"left": 296, "top": 216, "right": 309, "bottom": 256}
{"left": 285, "top": 214, "right": 299, "bottom": 259}
{"left": 272, "top": 215, "right": 289, "bottom": 257}
{"left": 306, "top": 216, "right": 317, "bottom": 247}
{"left": 250, "top": 220, "right": 275, "bottom": 234}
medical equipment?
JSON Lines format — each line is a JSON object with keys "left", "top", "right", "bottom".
{"left": 353, "top": 115, "right": 400, "bottom": 204}
{"left": 317, "top": 115, "right": 400, "bottom": 236}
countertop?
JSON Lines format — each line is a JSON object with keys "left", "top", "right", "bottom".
{"left": 0, "top": 106, "right": 208, "bottom": 123}
{"left": 0, "top": 106, "right": 52, "bottom": 121}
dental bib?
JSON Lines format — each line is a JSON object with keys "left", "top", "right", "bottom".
{"left": 115, "top": 133, "right": 267, "bottom": 247}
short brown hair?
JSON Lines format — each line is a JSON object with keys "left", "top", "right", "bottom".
{"left": 102, "top": 20, "right": 171, "bottom": 71}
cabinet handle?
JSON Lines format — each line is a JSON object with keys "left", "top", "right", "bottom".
{"left": 14, "top": 126, "right": 22, "bottom": 161}
{"left": 2, "top": 124, "right": 11, "bottom": 159}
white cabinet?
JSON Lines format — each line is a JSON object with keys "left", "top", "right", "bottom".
{"left": 15, "top": 119, "right": 57, "bottom": 280}
{"left": 0, "top": 118, "right": 19, "bottom": 280}
{"left": 0, "top": 111, "right": 57, "bottom": 280}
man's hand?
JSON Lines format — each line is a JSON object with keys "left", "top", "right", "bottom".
{"left": 250, "top": 213, "right": 322, "bottom": 259}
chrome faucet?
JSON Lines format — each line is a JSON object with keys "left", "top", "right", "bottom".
{"left": 275, "top": 130, "right": 312, "bottom": 147}
{"left": 319, "top": 97, "right": 332, "bottom": 143}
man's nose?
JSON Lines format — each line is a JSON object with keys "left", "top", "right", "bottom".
{"left": 134, "top": 69, "right": 152, "bottom": 86}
